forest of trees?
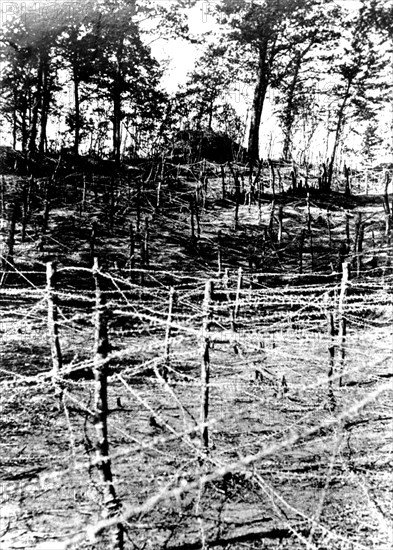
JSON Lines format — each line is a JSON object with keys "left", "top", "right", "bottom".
{"left": 0, "top": 0, "right": 392, "bottom": 171}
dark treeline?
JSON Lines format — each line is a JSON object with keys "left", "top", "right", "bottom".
{"left": 0, "top": 0, "right": 392, "bottom": 180}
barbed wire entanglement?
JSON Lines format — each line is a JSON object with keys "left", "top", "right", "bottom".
{"left": 0, "top": 160, "right": 392, "bottom": 549}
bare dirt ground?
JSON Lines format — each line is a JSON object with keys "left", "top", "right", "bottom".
{"left": 0, "top": 161, "right": 392, "bottom": 549}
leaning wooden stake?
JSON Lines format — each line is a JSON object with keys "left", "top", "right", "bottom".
{"left": 92, "top": 258, "right": 124, "bottom": 550}
{"left": 164, "top": 287, "right": 175, "bottom": 366}
{"left": 90, "top": 221, "right": 97, "bottom": 265}
{"left": 190, "top": 198, "right": 196, "bottom": 245}
{"left": 345, "top": 212, "right": 351, "bottom": 250}
{"left": 46, "top": 262, "right": 63, "bottom": 392}
{"left": 0, "top": 175, "right": 5, "bottom": 222}
{"left": 338, "top": 262, "right": 349, "bottom": 387}
{"left": 268, "top": 199, "right": 275, "bottom": 237}
{"left": 299, "top": 229, "right": 306, "bottom": 274}
{"left": 21, "top": 176, "right": 33, "bottom": 242}
{"left": 81, "top": 174, "right": 87, "bottom": 214}
{"left": 326, "top": 209, "right": 332, "bottom": 251}
{"left": 324, "top": 293, "right": 337, "bottom": 410}
{"left": 234, "top": 267, "right": 243, "bottom": 319}
{"left": 200, "top": 280, "right": 213, "bottom": 452}
{"left": 306, "top": 192, "right": 311, "bottom": 231}
{"left": 354, "top": 213, "right": 364, "bottom": 276}
{"left": 6, "top": 202, "right": 17, "bottom": 268}
{"left": 42, "top": 178, "right": 51, "bottom": 233}
{"left": 129, "top": 222, "right": 135, "bottom": 282}
{"left": 277, "top": 205, "right": 283, "bottom": 245}
{"left": 217, "top": 231, "right": 223, "bottom": 276}
{"left": 383, "top": 171, "right": 391, "bottom": 237}
{"left": 268, "top": 158, "right": 276, "bottom": 197}
{"left": 221, "top": 164, "right": 226, "bottom": 199}
{"left": 142, "top": 217, "right": 149, "bottom": 268}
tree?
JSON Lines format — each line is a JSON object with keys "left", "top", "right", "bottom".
{"left": 272, "top": 1, "right": 341, "bottom": 160}
{"left": 57, "top": 5, "right": 98, "bottom": 156}
{"left": 215, "top": 0, "right": 327, "bottom": 166}
{"left": 361, "top": 118, "right": 383, "bottom": 165}
{"left": 87, "top": 2, "right": 164, "bottom": 164}
{"left": 322, "top": 8, "right": 387, "bottom": 189}
{"left": 0, "top": 8, "right": 62, "bottom": 160}
{"left": 179, "top": 43, "right": 234, "bottom": 131}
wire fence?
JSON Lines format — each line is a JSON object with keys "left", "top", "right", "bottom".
{"left": 1, "top": 160, "right": 393, "bottom": 549}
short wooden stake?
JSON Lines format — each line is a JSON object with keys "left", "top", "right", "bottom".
{"left": 306, "top": 192, "right": 311, "bottom": 231}
{"left": 299, "top": 229, "right": 306, "bottom": 274}
{"left": 129, "top": 222, "right": 135, "bottom": 282}
{"left": 92, "top": 257, "right": 124, "bottom": 549}
{"left": 90, "top": 221, "right": 97, "bottom": 265}
{"left": 234, "top": 267, "right": 242, "bottom": 319}
{"left": 221, "top": 164, "right": 226, "bottom": 199}
{"left": 164, "top": 287, "right": 175, "bottom": 365}
{"left": 46, "top": 262, "right": 63, "bottom": 385}
{"left": 277, "top": 205, "right": 283, "bottom": 245}
{"left": 338, "top": 262, "right": 350, "bottom": 386}
{"left": 201, "top": 280, "right": 213, "bottom": 452}
{"left": 327, "top": 209, "right": 332, "bottom": 251}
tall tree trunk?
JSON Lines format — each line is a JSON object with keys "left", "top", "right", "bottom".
{"left": 29, "top": 58, "right": 43, "bottom": 160}
{"left": 282, "top": 37, "right": 316, "bottom": 161}
{"left": 39, "top": 63, "right": 50, "bottom": 155}
{"left": 247, "top": 49, "right": 268, "bottom": 166}
{"left": 74, "top": 71, "right": 80, "bottom": 157}
{"left": 282, "top": 57, "right": 301, "bottom": 161}
{"left": 21, "top": 98, "right": 28, "bottom": 155}
{"left": 327, "top": 80, "right": 352, "bottom": 191}
{"left": 12, "top": 93, "right": 17, "bottom": 150}
{"left": 248, "top": 38, "right": 274, "bottom": 167}
{"left": 113, "top": 39, "right": 124, "bottom": 166}
{"left": 113, "top": 90, "right": 122, "bottom": 166}
{"left": 207, "top": 99, "right": 214, "bottom": 131}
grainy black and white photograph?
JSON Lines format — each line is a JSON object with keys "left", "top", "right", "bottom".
{"left": 0, "top": 0, "right": 392, "bottom": 549}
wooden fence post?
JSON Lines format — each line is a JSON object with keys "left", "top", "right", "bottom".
{"left": 21, "top": 176, "right": 33, "bottom": 242}
{"left": 109, "top": 175, "right": 115, "bottom": 232}
{"left": 268, "top": 158, "right": 276, "bottom": 197}
{"left": 143, "top": 217, "right": 149, "bottom": 268}
{"left": 81, "top": 174, "right": 87, "bottom": 213}
{"left": 338, "top": 262, "right": 350, "bottom": 386}
{"left": 268, "top": 200, "right": 275, "bottom": 237}
{"left": 345, "top": 212, "right": 351, "bottom": 250}
{"left": 195, "top": 199, "right": 201, "bottom": 239}
{"left": 201, "top": 279, "right": 213, "bottom": 452}
{"left": 6, "top": 202, "right": 17, "bottom": 269}
{"left": 129, "top": 222, "right": 135, "bottom": 282}
{"left": 221, "top": 164, "right": 226, "bottom": 199}
{"left": 0, "top": 175, "right": 5, "bottom": 224}
{"left": 92, "top": 257, "right": 124, "bottom": 550}
{"left": 299, "top": 229, "right": 306, "bottom": 274}
{"left": 136, "top": 178, "right": 141, "bottom": 234}
{"left": 156, "top": 180, "right": 162, "bottom": 214}
{"left": 217, "top": 231, "right": 223, "bottom": 276}
{"left": 291, "top": 169, "right": 297, "bottom": 193}
{"left": 234, "top": 267, "right": 243, "bottom": 319}
{"left": 354, "top": 213, "right": 364, "bottom": 276}
{"left": 46, "top": 262, "right": 63, "bottom": 390}
{"left": 90, "top": 221, "right": 97, "bottom": 265}
{"left": 344, "top": 165, "right": 351, "bottom": 196}
{"left": 327, "top": 209, "right": 332, "bottom": 251}
{"left": 42, "top": 177, "right": 51, "bottom": 233}
{"left": 383, "top": 171, "right": 391, "bottom": 237}
{"left": 325, "top": 294, "right": 337, "bottom": 409}
{"left": 277, "top": 205, "right": 283, "bottom": 245}
{"left": 158, "top": 286, "right": 176, "bottom": 382}
{"left": 306, "top": 192, "right": 311, "bottom": 231}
